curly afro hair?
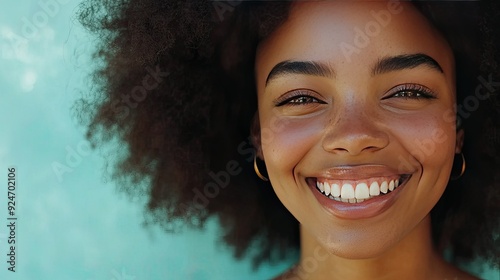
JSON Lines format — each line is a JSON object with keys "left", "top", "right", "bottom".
{"left": 77, "top": 0, "right": 500, "bottom": 268}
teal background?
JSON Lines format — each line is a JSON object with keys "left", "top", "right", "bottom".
{"left": 0, "top": 0, "right": 292, "bottom": 279}
{"left": 0, "top": 1, "right": 497, "bottom": 279}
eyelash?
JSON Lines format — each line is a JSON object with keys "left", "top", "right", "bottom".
{"left": 274, "top": 90, "right": 325, "bottom": 107}
{"left": 274, "top": 84, "right": 436, "bottom": 107}
{"left": 385, "top": 84, "right": 437, "bottom": 100}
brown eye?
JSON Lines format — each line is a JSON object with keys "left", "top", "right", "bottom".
{"left": 288, "top": 96, "right": 319, "bottom": 104}
{"left": 383, "top": 84, "right": 437, "bottom": 100}
{"left": 274, "top": 90, "right": 327, "bottom": 107}
{"left": 393, "top": 91, "right": 426, "bottom": 99}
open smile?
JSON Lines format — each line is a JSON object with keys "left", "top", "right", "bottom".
{"left": 305, "top": 165, "right": 415, "bottom": 219}
{"left": 312, "top": 174, "right": 412, "bottom": 203}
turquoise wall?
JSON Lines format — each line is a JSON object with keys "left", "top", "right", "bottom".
{"left": 0, "top": 0, "right": 292, "bottom": 279}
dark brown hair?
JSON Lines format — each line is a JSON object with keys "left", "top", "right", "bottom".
{"left": 77, "top": 0, "right": 500, "bottom": 268}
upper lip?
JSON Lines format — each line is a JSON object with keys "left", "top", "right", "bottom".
{"left": 310, "top": 165, "right": 410, "bottom": 180}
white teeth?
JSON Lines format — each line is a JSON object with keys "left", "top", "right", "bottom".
{"left": 324, "top": 182, "right": 331, "bottom": 196}
{"left": 354, "top": 183, "right": 370, "bottom": 199}
{"left": 318, "top": 182, "right": 324, "bottom": 192}
{"left": 317, "top": 176, "right": 405, "bottom": 203}
{"left": 331, "top": 183, "right": 341, "bottom": 197}
{"left": 380, "top": 181, "right": 388, "bottom": 194}
{"left": 369, "top": 181, "right": 380, "bottom": 196}
{"left": 340, "top": 184, "right": 355, "bottom": 199}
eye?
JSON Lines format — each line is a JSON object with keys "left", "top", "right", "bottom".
{"left": 286, "top": 96, "right": 319, "bottom": 105}
{"left": 274, "top": 90, "right": 326, "bottom": 107}
{"left": 384, "top": 84, "right": 437, "bottom": 100}
{"left": 392, "top": 91, "right": 426, "bottom": 98}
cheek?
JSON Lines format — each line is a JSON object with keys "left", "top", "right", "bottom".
{"left": 391, "top": 112, "right": 456, "bottom": 209}
{"left": 392, "top": 113, "right": 456, "bottom": 170}
{"left": 260, "top": 115, "right": 323, "bottom": 177}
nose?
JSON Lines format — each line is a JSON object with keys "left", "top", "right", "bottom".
{"left": 322, "top": 106, "right": 389, "bottom": 156}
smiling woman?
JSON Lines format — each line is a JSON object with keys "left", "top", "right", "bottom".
{"left": 78, "top": 0, "right": 500, "bottom": 279}
{"left": 255, "top": 2, "right": 463, "bottom": 278}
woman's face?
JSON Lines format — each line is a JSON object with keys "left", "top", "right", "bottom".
{"left": 255, "top": 1, "right": 458, "bottom": 258}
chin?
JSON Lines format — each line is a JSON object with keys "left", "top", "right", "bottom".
{"left": 316, "top": 227, "right": 405, "bottom": 260}
{"left": 326, "top": 241, "right": 398, "bottom": 260}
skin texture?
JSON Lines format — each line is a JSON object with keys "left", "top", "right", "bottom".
{"left": 255, "top": 1, "right": 474, "bottom": 279}
{"left": 78, "top": 0, "right": 500, "bottom": 271}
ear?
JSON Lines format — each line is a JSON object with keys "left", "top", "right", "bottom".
{"left": 455, "top": 128, "right": 464, "bottom": 153}
{"left": 250, "top": 112, "right": 264, "bottom": 159}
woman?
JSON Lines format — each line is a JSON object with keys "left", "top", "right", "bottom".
{"left": 78, "top": 0, "right": 500, "bottom": 278}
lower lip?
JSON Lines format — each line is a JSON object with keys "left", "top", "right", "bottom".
{"left": 309, "top": 178, "right": 409, "bottom": 220}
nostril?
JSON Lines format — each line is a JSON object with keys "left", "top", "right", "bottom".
{"left": 322, "top": 130, "right": 389, "bottom": 155}
{"left": 363, "top": 146, "right": 383, "bottom": 152}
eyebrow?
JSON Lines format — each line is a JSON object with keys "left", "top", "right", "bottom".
{"left": 371, "top": 53, "right": 444, "bottom": 76}
{"left": 265, "top": 53, "right": 444, "bottom": 87}
{"left": 265, "top": 60, "right": 334, "bottom": 86}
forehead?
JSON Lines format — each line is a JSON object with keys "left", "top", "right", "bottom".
{"left": 255, "top": 1, "right": 454, "bottom": 85}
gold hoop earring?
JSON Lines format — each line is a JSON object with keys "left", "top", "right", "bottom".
{"left": 451, "top": 153, "right": 466, "bottom": 180}
{"left": 254, "top": 156, "right": 269, "bottom": 181}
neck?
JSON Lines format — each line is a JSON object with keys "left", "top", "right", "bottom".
{"left": 290, "top": 215, "right": 449, "bottom": 280}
